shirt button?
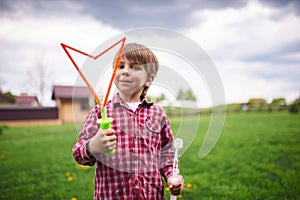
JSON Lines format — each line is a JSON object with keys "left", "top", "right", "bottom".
{"left": 135, "top": 180, "right": 138, "bottom": 185}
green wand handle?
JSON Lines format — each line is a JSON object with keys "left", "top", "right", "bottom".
{"left": 96, "top": 107, "right": 115, "bottom": 156}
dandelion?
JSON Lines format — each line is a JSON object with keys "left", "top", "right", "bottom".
{"left": 71, "top": 198, "right": 77, "bottom": 200}
{"left": 187, "top": 183, "right": 192, "bottom": 188}
{"left": 165, "top": 187, "right": 170, "bottom": 191}
{"left": 65, "top": 172, "right": 71, "bottom": 177}
{"left": 178, "top": 194, "right": 183, "bottom": 198}
{"left": 67, "top": 176, "right": 74, "bottom": 182}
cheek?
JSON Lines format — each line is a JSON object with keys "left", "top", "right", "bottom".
{"left": 135, "top": 75, "right": 147, "bottom": 85}
{"left": 114, "top": 76, "right": 119, "bottom": 86}
{"left": 114, "top": 72, "right": 121, "bottom": 82}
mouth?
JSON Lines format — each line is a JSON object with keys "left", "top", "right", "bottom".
{"left": 119, "top": 80, "right": 131, "bottom": 83}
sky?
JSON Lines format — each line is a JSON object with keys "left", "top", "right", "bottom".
{"left": 0, "top": 0, "right": 299, "bottom": 106}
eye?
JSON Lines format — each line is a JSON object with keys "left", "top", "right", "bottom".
{"left": 118, "top": 65, "right": 124, "bottom": 69}
{"left": 131, "top": 65, "right": 141, "bottom": 70}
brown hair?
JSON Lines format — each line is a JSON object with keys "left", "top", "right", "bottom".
{"left": 122, "top": 43, "right": 159, "bottom": 76}
{"left": 116, "top": 43, "right": 159, "bottom": 98}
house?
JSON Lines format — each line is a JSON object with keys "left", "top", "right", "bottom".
{"left": 16, "top": 93, "right": 40, "bottom": 107}
{"left": 52, "top": 85, "right": 91, "bottom": 123}
{"left": 0, "top": 92, "right": 58, "bottom": 126}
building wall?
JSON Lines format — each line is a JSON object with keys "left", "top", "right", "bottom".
{"left": 57, "top": 99, "right": 89, "bottom": 124}
{"left": 0, "top": 107, "right": 58, "bottom": 121}
{"left": 0, "top": 107, "right": 59, "bottom": 126}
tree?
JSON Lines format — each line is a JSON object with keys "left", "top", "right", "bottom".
{"left": 185, "top": 90, "right": 196, "bottom": 101}
{"left": 147, "top": 93, "right": 166, "bottom": 103}
{"left": 177, "top": 89, "right": 196, "bottom": 101}
{"left": 289, "top": 96, "right": 300, "bottom": 114}
{"left": 271, "top": 98, "right": 287, "bottom": 111}
{"left": 155, "top": 93, "right": 166, "bottom": 103}
{"left": 27, "top": 53, "right": 52, "bottom": 105}
{"left": 248, "top": 98, "right": 267, "bottom": 112}
{"left": 271, "top": 98, "right": 286, "bottom": 105}
{"left": 177, "top": 89, "right": 185, "bottom": 100}
{"left": 248, "top": 98, "right": 267, "bottom": 106}
{"left": 4, "top": 91, "right": 16, "bottom": 103}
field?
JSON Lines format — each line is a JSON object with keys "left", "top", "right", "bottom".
{"left": 0, "top": 112, "right": 299, "bottom": 199}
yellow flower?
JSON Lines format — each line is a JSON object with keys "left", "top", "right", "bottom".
{"left": 187, "top": 183, "right": 192, "bottom": 188}
{"left": 178, "top": 194, "right": 183, "bottom": 198}
{"left": 71, "top": 198, "right": 77, "bottom": 200}
{"left": 67, "top": 176, "right": 74, "bottom": 182}
{"left": 65, "top": 172, "right": 71, "bottom": 177}
{"left": 165, "top": 187, "right": 170, "bottom": 191}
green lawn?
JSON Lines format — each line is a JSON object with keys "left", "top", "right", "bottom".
{"left": 0, "top": 112, "right": 299, "bottom": 199}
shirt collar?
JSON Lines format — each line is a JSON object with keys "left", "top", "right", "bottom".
{"left": 112, "top": 93, "right": 153, "bottom": 109}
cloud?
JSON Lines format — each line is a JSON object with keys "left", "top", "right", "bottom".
{"left": 259, "top": 0, "right": 300, "bottom": 14}
{"left": 0, "top": 0, "right": 299, "bottom": 106}
{"left": 67, "top": 0, "right": 299, "bottom": 30}
{"left": 0, "top": 0, "right": 121, "bottom": 105}
{"left": 182, "top": 0, "right": 300, "bottom": 103}
{"left": 185, "top": 0, "right": 300, "bottom": 59}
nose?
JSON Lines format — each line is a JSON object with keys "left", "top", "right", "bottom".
{"left": 121, "top": 65, "right": 130, "bottom": 76}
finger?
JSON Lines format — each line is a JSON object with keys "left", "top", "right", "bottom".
{"left": 107, "top": 140, "right": 117, "bottom": 149}
{"left": 106, "top": 139, "right": 116, "bottom": 146}
{"left": 103, "top": 128, "right": 116, "bottom": 135}
{"left": 107, "top": 135, "right": 117, "bottom": 142}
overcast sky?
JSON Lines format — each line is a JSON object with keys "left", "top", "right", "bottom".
{"left": 0, "top": 0, "right": 299, "bottom": 106}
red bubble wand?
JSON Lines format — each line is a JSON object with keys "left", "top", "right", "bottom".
{"left": 61, "top": 37, "right": 126, "bottom": 156}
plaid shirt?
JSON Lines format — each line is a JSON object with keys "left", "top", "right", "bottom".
{"left": 73, "top": 94, "right": 174, "bottom": 200}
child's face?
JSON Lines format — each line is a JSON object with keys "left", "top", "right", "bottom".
{"left": 114, "top": 56, "right": 153, "bottom": 102}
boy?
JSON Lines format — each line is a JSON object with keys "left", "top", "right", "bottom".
{"left": 73, "top": 43, "right": 184, "bottom": 199}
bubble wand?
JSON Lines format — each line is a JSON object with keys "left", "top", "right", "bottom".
{"left": 96, "top": 39, "right": 125, "bottom": 156}
{"left": 170, "top": 138, "right": 183, "bottom": 200}
{"left": 61, "top": 37, "right": 126, "bottom": 156}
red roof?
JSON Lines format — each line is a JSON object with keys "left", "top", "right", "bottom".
{"left": 16, "top": 96, "right": 40, "bottom": 107}
{"left": 52, "top": 85, "right": 90, "bottom": 100}
{"left": 16, "top": 96, "right": 38, "bottom": 104}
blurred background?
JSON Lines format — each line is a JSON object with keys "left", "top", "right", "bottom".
{"left": 0, "top": 0, "right": 299, "bottom": 107}
{"left": 0, "top": 1, "right": 299, "bottom": 199}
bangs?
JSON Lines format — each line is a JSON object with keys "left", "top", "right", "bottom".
{"left": 114, "top": 43, "right": 159, "bottom": 76}
{"left": 123, "top": 46, "right": 158, "bottom": 66}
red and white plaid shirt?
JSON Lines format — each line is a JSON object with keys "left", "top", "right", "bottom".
{"left": 73, "top": 94, "right": 174, "bottom": 200}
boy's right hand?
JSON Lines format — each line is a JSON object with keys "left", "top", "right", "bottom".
{"left": 87, "top": 128, "right": 116, "bottom": 155}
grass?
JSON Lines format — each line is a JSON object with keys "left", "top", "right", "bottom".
{"left": 0, "top": 112, "right": 299, "bottom": 199}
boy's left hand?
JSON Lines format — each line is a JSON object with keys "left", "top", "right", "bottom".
{"left": 167, "top": 175, "right": 184, "bottom": 196}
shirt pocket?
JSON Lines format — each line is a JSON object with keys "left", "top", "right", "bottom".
{"left": 139, "top": 119, "right": 162, "bottom": 150}
{"left": 145, "top": 118, "right": 161, "bottom": 134}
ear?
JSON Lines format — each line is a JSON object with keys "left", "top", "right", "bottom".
{"left": 145, "top": 74, "right": 155, "bottom": 87}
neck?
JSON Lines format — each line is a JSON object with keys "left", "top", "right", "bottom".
{"left": 119, "top": 93, "right": 140, "bottom": 103}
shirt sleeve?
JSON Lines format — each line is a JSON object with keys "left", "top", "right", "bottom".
{"left": 72, "top": 106, "right": 100, "bottom": 166}
{"left": 159, "top": 114, "right": 174, "bottom": 180}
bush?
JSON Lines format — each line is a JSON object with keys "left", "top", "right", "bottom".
{"left": 289, "top": 103, "right": 299, "bottom": 114}
{"left": 289, "top": 98, "right": 300, "bottom": 114}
